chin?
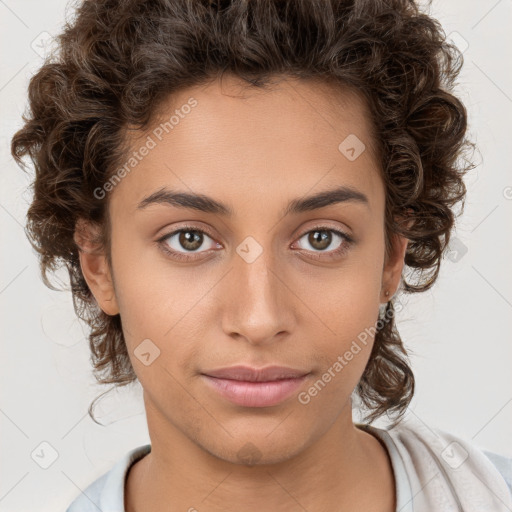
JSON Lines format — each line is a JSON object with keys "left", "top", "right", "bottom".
{"left": 199, "top": 424, "right": 313, "bottom": 467}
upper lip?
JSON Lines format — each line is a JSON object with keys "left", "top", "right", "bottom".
{"left": 202, "top": 365, "right": 310, "bottom": 382}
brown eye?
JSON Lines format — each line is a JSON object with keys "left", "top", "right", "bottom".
{"left": 158, "top": 226, "right": 220, "bottom": 261}
{"left": 178, "top": 230, "right": 204, "bottom": 251}
{"left": 308, "top": 230, "right": 332, "bottom": 251}
{"left": 294, "top": 226, "right": 354, "bottom": 260}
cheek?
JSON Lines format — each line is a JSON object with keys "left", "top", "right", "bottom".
{"left": 296, "top": 294, "right": 380, "bottom": 414}
{"left": 110, "top": 226, "right": 205, "bottom": 334}
{"left": 113, "top": 268, "right": 205, "bottom": 406}
{"left": 109, "top": 232, "right": 219, "bottom": 391}
{"left": 299, "top": 246, "right": 384, "bottom": 381}
{"left": 306, "top": 257, "right": 383, "bottom": 339}
{"left": 114, "top": 274, "right": 206, "bottom": 377}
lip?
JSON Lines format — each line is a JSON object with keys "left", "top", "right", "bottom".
{"left": 202, "top": 365, "right": 309, "bottom": 382}
{"left": 201, "top": 365, "right": 310, "bottom": 407}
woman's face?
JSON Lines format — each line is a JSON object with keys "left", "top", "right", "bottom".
{"left": 79, "top": 75, "right": 407, "bottom": 465}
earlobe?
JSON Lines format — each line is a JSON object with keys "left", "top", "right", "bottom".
{"left": 73, "top": 218, "right": 119, "bottom": 316}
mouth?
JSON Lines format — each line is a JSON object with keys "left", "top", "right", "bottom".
{"left": 200, "top": 365, "right": 311, "bottom": 407}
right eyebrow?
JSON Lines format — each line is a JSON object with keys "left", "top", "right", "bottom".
{"left": 137, "top": 187, "right": 231, "bottom": 215}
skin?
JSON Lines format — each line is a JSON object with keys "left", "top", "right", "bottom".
{"left": 74, "top": 74, "right": 408, "bottom": 512}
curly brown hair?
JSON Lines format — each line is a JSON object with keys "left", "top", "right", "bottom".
{"left": 11, "top": 0, "right": 473, "bottom": 425}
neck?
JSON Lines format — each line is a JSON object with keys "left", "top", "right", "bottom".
{"left": 125, "top": 399, "right": 395, "bottom": 512}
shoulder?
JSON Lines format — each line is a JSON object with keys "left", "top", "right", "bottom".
{"left": 65, "top": 444, "right": 151, "bottom": 512}
{"left": 360, "top": 415, "right": 512, "bottom": 512}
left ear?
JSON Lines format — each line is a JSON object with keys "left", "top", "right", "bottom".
{"left": 380, "top": 228, "right": 410, "bottom": 303}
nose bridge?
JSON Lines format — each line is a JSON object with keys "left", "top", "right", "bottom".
{"left": 235, "top": 235, "right": 280, "bottom": 308}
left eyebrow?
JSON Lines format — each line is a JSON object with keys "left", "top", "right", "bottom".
{"left": 136, "top": 185, "right": 369, "bottom": 216}
{"left": 284, "top": 185, "right": 369, "bottom": 215}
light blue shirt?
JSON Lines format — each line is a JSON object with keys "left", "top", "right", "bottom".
{"left": 66, "top": 417, "right": 512, "bottom": 512}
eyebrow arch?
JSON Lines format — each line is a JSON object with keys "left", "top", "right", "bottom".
{"left": 136, "top": 185, "right": 369, "bottom": 216}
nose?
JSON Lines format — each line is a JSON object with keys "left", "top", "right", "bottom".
{"left": 220, "top": 241, "right": 296, "bottom": 346}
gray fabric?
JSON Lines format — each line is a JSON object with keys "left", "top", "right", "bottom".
{"left": 483, "top": 450, "right": 512, "bottom": 495}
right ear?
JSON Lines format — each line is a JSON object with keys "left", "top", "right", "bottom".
{"left": 73, "top": 218, "right": 119, "bottom": 316}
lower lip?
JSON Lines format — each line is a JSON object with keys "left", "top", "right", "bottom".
{"left": 201, "top": 374, "right": 309, "bottom": 407}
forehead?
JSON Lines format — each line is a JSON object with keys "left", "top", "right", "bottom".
{"left": 111, "top": 74, "right": 383, "bottom": 216}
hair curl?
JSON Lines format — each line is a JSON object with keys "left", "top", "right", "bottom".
{"left": 11, "top": 0, "right": 474, "bottom": 425}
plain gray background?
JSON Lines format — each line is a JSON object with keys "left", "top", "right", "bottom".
{"left": 1, "top": 0, "right": 511, "bottom": 510}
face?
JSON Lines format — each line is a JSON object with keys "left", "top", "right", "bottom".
{"left": 77, "top": 74, "right": 407, "bottom": 465}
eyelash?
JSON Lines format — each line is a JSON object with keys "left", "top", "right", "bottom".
{"left": 156, "top": 224, "right": 354, "bottom": 262}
